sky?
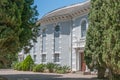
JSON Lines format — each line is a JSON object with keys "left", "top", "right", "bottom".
{"left": 34, "top": 0, "right": 87, "bottom": 19}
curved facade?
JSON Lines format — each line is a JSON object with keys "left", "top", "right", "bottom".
{"left": 20, "top": 0, "right": 90, "bottom": 71}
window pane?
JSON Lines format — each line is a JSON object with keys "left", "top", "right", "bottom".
{"left": 55, "top": 25, "right": 60, "bottom": 32}
{"left": 42, "top": 29, "right": 46, "bottom": 52}
{"left": 34, "top": 55, "right": 36, "bottom": 62}
{"left": 42, "top": 54, "right": 46, "bottom": 62}
{"left": 81, "top": 20, "right": 86, "bottom": 37}
{"left": 54, "top": 54, "right": 59, "bottom": 62}
{"left": 54, "top": 25, "right": 60, "bottom": 52}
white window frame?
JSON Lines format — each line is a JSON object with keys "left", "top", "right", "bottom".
{"left": 53, "top": 53, "right": 60, "bottom": 63}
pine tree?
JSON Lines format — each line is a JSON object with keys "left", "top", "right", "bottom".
{"left": 85, "top": 0, "right": 120, "bottom": 79}
{"left": 0, "top": 0, "right": 39, "bottom": 54}
{"left": 101, "top": 0, "right": 120, "bottom": 79}
{"left": 19, "top": 0, "right": 39, "bottom": 52}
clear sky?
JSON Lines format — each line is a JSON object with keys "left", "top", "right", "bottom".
{"left": 34, "top": 0, "right": 87, "bottom": 19}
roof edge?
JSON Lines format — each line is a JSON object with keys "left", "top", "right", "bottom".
{"left": 42, "top": 0, "right": 90, "bottom": 19}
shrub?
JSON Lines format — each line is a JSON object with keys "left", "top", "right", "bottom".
{"left": 55, "top": 66, "right": 63, "bottom": 74}
{"left": 46, "top": 63, "right": 57, "bottom": 73}
{"left": 33, "top": 64, "right": 46, "bottom": 72}
{"left": 55, "top": 65, "right": 70, "bottom": 74}
{"left": 14, "top": 55, "right": 34, "bottom": 71}
{"left": 62, "top": 65, "right": 70, "bottom": 73}
{"left": 0, "top": 63, "right": 3, "bottom": 69}
{"left": 14, "top": 62, "right": 22, "bottom": 70}
{"left": 11, "top": 61, "right": 18, "bottom": 69}
{"left": 22, "top": 55, "right": 34, "bottom": 71}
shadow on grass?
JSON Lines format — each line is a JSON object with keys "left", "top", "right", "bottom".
{"left": 0, "top": 74, "right": 97, "bottom": 80}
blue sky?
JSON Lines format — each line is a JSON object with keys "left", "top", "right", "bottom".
{"left": 34, "top": 0, "right": 87, "bottom": 19}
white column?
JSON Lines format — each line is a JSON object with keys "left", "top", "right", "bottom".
{"left": 72, "top": 48, "right": 77, "bottom": 71}
{"left": 76, "top": 52, "right": 81, "bottom": 71}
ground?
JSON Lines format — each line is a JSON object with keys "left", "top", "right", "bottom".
{"left": 0, "top": 69, "right": 97, "bottom": 80}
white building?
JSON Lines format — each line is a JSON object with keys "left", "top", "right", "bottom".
{"left": 19, "top": 0, "right": 90, "bottom": 71}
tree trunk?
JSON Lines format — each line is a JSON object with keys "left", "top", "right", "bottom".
{"left": 98, "top": 67, "right": 106, "bottom": 79}
{"left": 108, "top": 70, "right": 120, "bottom": 80}
{"left": 113, "top": 74, "right": 120, "bottom": 80}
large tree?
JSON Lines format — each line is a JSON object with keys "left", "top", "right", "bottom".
{"left": 85, "top": 0, "right": 120, "bottom": 80}
{"left": 0, "top": 0, "right": 39, "bottom": 54}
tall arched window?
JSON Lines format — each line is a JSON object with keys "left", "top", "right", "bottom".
{"left": 81, "top": 20, "right": 87, "bottom": 37}
{"left": 54, "top": 25, "right": 60, "bottom": 62}
{"left": 42, "top": 28, "right": 46, "bottom": 52}
{"left": 54, "top": 25, "right": 60, "bottom": 52}
{"left": 54, "top": 25, "right": 60, "bottom": 37}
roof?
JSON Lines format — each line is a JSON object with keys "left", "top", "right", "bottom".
{"left": 42, "top": 0, "right": 90, "bottom": 19}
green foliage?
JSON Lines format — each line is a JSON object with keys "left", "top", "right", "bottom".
{"left": 0, "top": 62, "right": 3, "bottom": 68}
{"left": 32, "top": 63, "right": 70, "bottom": 74}
{"left": 1, "top": 53, "right": 18, "bottom": 68}
{"left": 22, "top": 55, "right": 34, "bottom": 71}
{"left": 33, "top": 64, "right": 46, "bottom": 72}
{"left": 85, "top": 0, "right": 120, "bottom": 79}
{"left": 13, "top": 55, "right": 34, "bottom": 71}
{"left": 46, "top": 63, "right": 56, "bottom": 72}
{"left": 11, "top": 61, "right": 17, "bottom": 69}
{"left": 55, "top": 65, "right": 70, "bottom": 74}
{"left": 0, "top": 0, "right": 39, "bottom": 54}
{"left": 14, "top": 62, "right": 22, "bottom": 70}
{"left": 14, "top": 61, "right": 70, "bottom": 74}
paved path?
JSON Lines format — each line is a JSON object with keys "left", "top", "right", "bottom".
{"left": 0, "top": 69, "right": 97, "bottom": 80}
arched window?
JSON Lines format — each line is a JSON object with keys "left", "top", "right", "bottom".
{"left": 42, "top": 28, "right": 46, "bottom": 52}
{"left": 42, "top": 28, "right": 46, "bottom": 37}
{"left": 81, "top": 20, "right": 87, "bottom": 37}
{"left": 54, "top": 25, "right": 60, "bottom": 52}
{"left": 54, "top": 25, "right": 60, "bottom": 37}
{"left": 55, "top": 25, "right": 60, "bottom": 32}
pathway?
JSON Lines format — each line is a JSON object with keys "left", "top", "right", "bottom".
{"left": 0, "top": 69, "right": 97, "bottom": 80}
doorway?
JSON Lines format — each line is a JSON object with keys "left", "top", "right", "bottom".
{"left": 80, "top": 52, "right": 86, "bottom": 71}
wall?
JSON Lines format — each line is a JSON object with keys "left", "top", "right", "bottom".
{"left": 71, "top": 14, "right": 88, "bottom": 71}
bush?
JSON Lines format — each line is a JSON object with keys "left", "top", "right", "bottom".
{"left": 45, "top": 63, "right": 70, "bottom": 73}
{"left": 55, "top": 65, "right": 70, "bottom": 74}
{"left": 11, "top": 61, "right": 18, "bottom": 69}
{"left": 33, "top": 64, "right": 46, "bottom": 72}
{"left": 46, "top": 63, "right": 57, "bottom": 73}
{"left": 14, "top": 55, "right": 34, "bottom": 71}
{"left": 0, "top": 63, "right": 3, "bottom": 69}
{"left": 14, "top": 62, "right": 22, "bottom": 70}
{"left": 62, "top": 65, "right": 70, "bottom": 73}
{"left": 22, "top": 55, "right": 34, "bottom": 71}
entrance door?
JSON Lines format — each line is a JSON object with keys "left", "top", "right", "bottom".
{"left": 80, "top": 52, "right": 86, "bottom": 71}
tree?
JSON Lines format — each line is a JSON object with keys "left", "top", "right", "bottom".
{"left": 84, "top": 0, "right": 120, "bottom": 79}
{"left": 0, "top": 53, "right": 18, "bottom": 68}
{"left": 0, "top": 0, "right": 39, "bottom": 54}
{"left": 101, "top": 0, "right": 120, "bottom": 79}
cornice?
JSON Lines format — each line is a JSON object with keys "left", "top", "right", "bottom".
{"left": 37, "top": 2, "right": 90, "bottom": 26}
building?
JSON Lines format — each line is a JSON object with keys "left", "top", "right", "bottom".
{"left": 19, "top": 0, "right": 90, "bottom": 71}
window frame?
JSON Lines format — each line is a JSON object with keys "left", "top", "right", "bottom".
{"left": 42, "top": 54, "right": 46, "bottom": 62}
{"left": 54, "top": 25, "right": 60, "bottom": 52}
{"left": 54, "top": 53, "right": 60, "bottom": 62}
{"left": 42, "top": 28, "right": 46, "bottom": 52}
{"left": 80, "top": 18, "right": 87, "bottom": 38}
{"left": 33, "top": 55, "right": 36, "bottom": 62}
